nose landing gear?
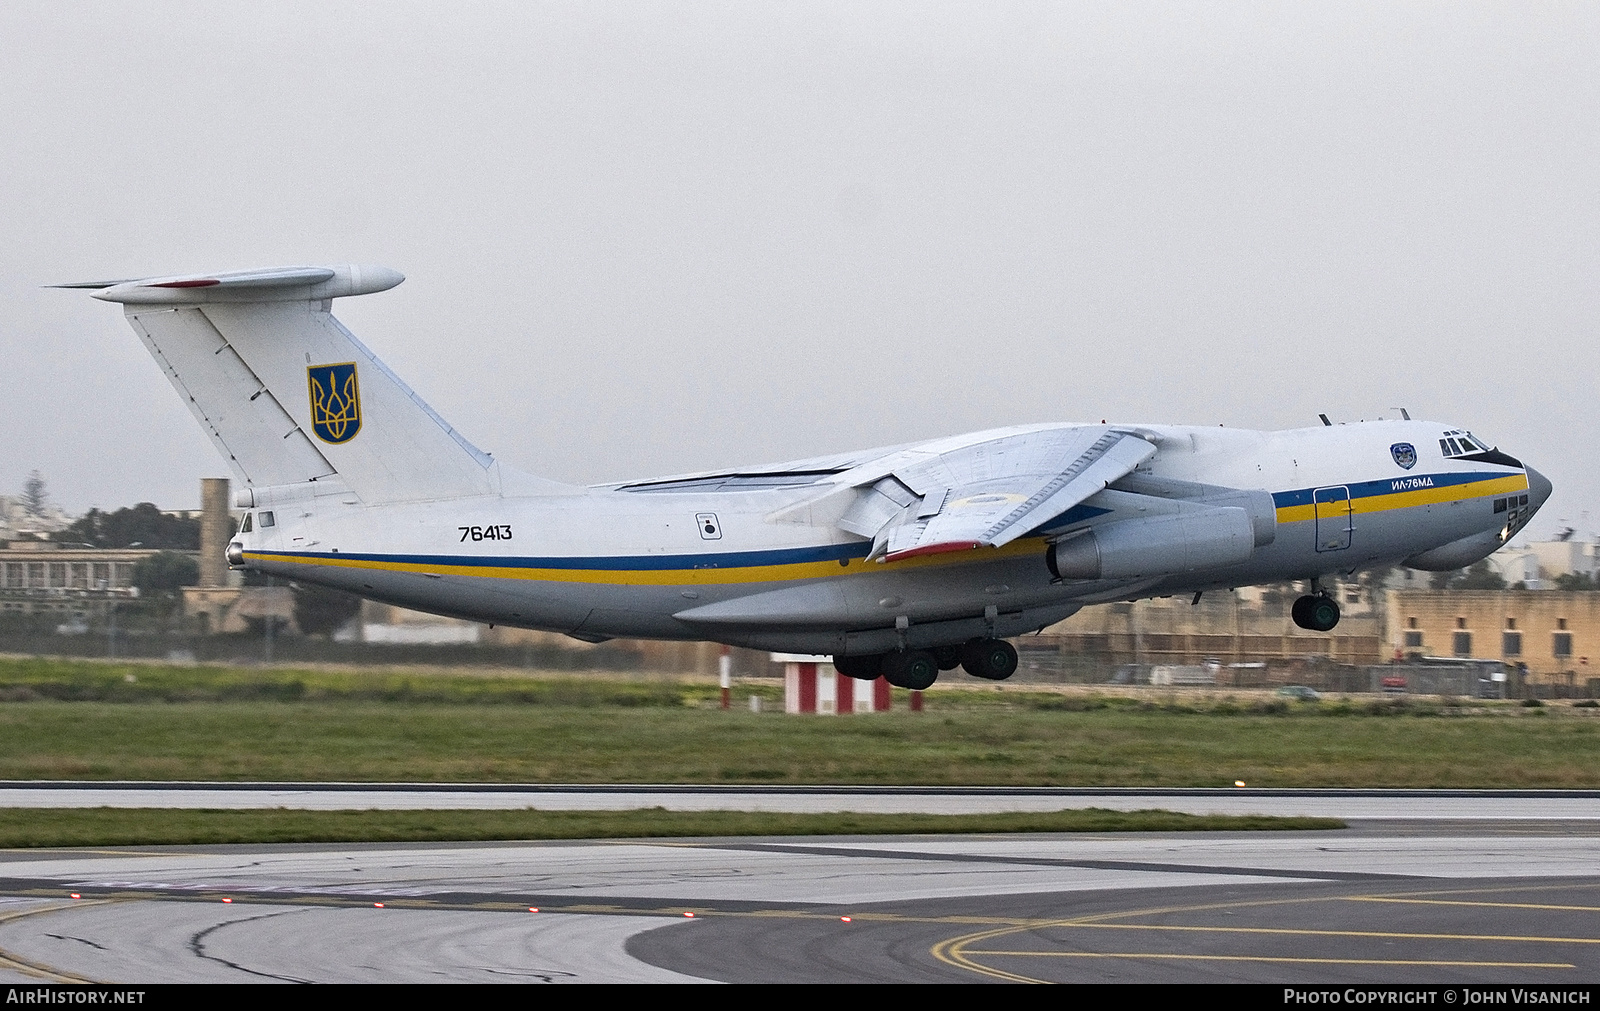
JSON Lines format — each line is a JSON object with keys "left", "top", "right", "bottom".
{"left": 1291, "top": 591, "right": 1341, "bottom": 632}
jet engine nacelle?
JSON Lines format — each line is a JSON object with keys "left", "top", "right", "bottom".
{"left": 1047, "top": 506, "right": 1256, "bottom": 581}
{"left": 1196, "top": 488, "right": 1278, "bottom": 548}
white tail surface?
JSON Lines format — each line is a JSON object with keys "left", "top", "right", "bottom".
{"left": 86, "top": 265, "right": 525, "bottom": 504}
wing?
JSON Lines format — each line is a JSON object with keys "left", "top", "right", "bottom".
{"left": 837, "top": 426, "right": 1158, "bottom": 562}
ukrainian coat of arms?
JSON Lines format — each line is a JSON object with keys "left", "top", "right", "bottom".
{"left": 308, "top": 362, "right": 362, "bottom": 444}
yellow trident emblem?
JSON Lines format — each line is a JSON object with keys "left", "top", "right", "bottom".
{"left": 307, "top": 362, "right": 362, "bottom": 444}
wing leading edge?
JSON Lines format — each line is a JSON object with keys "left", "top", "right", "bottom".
{"left": 837, "top": 426, "right": 1158, "bottom": 563}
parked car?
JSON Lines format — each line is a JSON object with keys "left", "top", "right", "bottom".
{"left": 1275, "top": 685, "right": 1321, "bottom": 701}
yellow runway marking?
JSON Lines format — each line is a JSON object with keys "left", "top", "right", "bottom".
{"left": 930, "top": 882, "right": 1600, "bottom": 982}
{"left": 1033, "top": 922, "right": 1600, "bottom": 945}
{"left": 932, "top": 928, "right": 1056, "bottom": 984}
{"left": 960, "top": 951, "right": 1575, "bottom": 969}
{"left": 1350, "top": 897, "right": 1600, "bottom": 913}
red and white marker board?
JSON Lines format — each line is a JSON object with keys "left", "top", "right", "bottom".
{"left": 773, "top": 654, "right": 891, "bottom": 714}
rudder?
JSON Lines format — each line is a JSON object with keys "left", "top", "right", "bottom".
{"left": 76, "top": 265, "right": 506, "bottom": 505}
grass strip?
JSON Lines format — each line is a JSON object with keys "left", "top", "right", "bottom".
{"left": 2, "top": 659, "right": 1596, "bottom": 788}
{"left": 0, "top": 656, "right": 1550, "bottom": 714}
{"left": 0, "top": 807, "right": 1342, "bottom": 848}
{"left": 3, "top": 700, "right": 1596, "bottom": 787}
{"left": 0, "top": 656, "right": 718, "bottom": 706}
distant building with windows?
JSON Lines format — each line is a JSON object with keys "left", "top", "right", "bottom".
{"left": 0, "top": 540, "right": 163, "bottom": 618}
{"left": 1387, "top": 590, "right": 1600, "bottom": 688}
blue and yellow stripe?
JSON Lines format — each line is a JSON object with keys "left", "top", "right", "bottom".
{"left": 245, "top": 468, "right": 1527, "bottom": 587}
{"left": 243, "top": 536, "right": 1051, "bottom": 586}
{"left": 1272, "top": 471, "right": 1527, "bottom": 524}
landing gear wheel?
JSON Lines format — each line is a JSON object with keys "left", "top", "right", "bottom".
{"left": 1291, "top": 595, "right": 1312, "bottom": 628}
{"left": 833, "top": 654, "right": 882, "bottom": 679}
{"left": 932, "top": 645, "right": 962, "bottom": 671}
{"left": 1307, "top": 595, "right": 1340, "bottom": 632}
{"left": 881, "top": 650, "right": 939, "bottom": 690}
{"left": 1291, "top": 595, "right": 1341, "bottom": 632}
{"left": 960, "top": 638, "right": 1019, "bottom": 681}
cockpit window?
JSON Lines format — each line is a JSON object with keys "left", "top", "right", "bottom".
{"left": 238, "top": 513, "right": 252, "bottom": 534}
{"left": 1440, "top": 431, "right": 1492, "bottom": 459}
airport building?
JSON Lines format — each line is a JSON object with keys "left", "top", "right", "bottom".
{"left": 0, "top": 540, "right": 153, "bottom": 619}
{"left": 1035, "top": 588, "right": 1386, "bottom": 670}
{"left": 1386, "top": 590, "right": 1600, "bottom": 689}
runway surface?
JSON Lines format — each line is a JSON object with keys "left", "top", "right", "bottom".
{"left": 2, "top": 789, "right": 1600, "bottom": 983}
{"left": 4, "top": 782, "right": 1600, "bottom": 820}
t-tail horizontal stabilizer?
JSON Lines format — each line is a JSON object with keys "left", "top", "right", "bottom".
{"left": 63, "top": 264, "right": 572, "bottom": 505}
{"left": 56, "top": 265, "right": 403, "bottom": 303}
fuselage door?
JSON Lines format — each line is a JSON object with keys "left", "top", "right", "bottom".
{"left": 1314, "top": 486, "right": 1353, "bottom": 552}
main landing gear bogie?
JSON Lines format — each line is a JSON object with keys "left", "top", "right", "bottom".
{"left": 959, "top": 637, "right": 1019, "bottom": 681}
{"left": 831, "top": 653, "right": 882, "bottom": 680}
{"left": 881, "top": 650, "right": 940, "bottom": 691}
{"left": 832, "top": 638, "right": 1019, "bottom": 691}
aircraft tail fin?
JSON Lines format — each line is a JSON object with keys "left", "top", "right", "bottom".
{"left": 74, "top": 265, "right": 565, "bottom": 504}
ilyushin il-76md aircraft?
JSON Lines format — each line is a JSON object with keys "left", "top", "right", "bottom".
{"left": 62, "top": 265, "right": 1551, "bottom": 690}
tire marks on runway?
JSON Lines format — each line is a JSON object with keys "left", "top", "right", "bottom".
{"left": 697, "top": 841, "right": 1419, "bottom": 881}
{"left": 188, "top": 908, "right": 316, "bottom": 983}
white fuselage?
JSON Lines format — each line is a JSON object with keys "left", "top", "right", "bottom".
{"left": 233, "top": 419, "right": 1540, "bottom": 656}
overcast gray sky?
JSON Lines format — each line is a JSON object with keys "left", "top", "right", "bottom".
{"left": 3, "top": 3, "right": 1595, "bottom": 540}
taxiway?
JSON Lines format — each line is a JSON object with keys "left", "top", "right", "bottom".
{"left": 1, "top": 790, "right": 1598, "bottom": 983}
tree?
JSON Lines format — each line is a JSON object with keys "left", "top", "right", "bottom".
{"left": 63, "top": 504, "right": 200, "bottom": 550}
{"left": 1455, "top": 560, "right": 1507, "bottom": 590}
{"left": 1555, "top": 572, "right": 1600, "bottom": 591}
{"left": 21, "top": 472, "right": 47, "bottom": 517}
{"left": 1432, "top": 560, "right": 1507, "bottom": 591}
{"left": 131, "top": 551, "right": 199, "bottom": 592}
{"left": 291, "top": 582, "right": 364, "bottom": 637}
